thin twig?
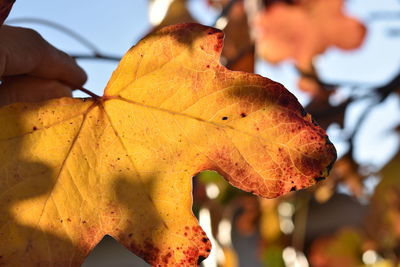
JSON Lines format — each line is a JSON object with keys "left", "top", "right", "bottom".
{"left": 348, "top": 100, "right": 379, "bottom": 156}
{"left": 6, "top": 18, "right": 123, "bottom": 62}
{"left": 76, "top": 87, "right": 100, "bottom": 98}
{"left": 71, "top": 54, "right": 121, "bottom": 61}
{"left": 347, "top": 70, "right": 400, "bottom": 156}
{"left": 6, "top": 17, "right": 101, "bottom": 54}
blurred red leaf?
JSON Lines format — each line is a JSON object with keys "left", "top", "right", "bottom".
{"left": 253, "top": 0, "right": 366, "bottom": 71}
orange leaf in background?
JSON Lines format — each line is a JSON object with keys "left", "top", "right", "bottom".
{"left": 253, "top": 0, "right": 366, "bottom": 71}
{"left": 298, "top": 75, "right": 325, "bottom": 96}
{"left": 0, "top": 23, "right": 336, "bottom": 266}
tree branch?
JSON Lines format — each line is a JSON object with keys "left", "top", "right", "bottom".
{"left": 6, "top": 17, "right": 101, "bottom": 55}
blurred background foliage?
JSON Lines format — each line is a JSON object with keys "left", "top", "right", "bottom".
{"left": 5, "top": 0, "right": 400, "bottom": 266}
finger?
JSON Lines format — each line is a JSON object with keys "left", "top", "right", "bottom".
{"left": 0, "top": 25, "right": 87, "bottom": 88}
{"left": 0, "top": 75, "right": 72, "bottom": 107}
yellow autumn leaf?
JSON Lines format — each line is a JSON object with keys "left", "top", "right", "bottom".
{"left": 0, "top": 23, "right": 336, "bottom": 266}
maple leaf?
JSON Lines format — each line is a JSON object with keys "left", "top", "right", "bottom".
{"left": 253, "top": 0, "right": 366, "bottom": 71}
{"left": 0, "top": 23, "right": 336, "bottom": 266}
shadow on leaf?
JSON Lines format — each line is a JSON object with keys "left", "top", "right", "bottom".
{"left": 0, "top": 103, "right": 80, "bottom": 266}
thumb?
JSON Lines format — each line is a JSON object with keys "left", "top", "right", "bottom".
{"left": 0, "top": 75, "right": 72, "bottom": 107}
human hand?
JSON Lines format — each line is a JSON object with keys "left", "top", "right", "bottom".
{"left": 0, "top": 25, "right": 87, "bottom": 107}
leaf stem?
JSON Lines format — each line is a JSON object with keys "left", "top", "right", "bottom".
{"left": 76, "top": 87, "right": 100, "bottom": 98}
{"left": 71, "top": 53, "right": 121, "bottom": 61}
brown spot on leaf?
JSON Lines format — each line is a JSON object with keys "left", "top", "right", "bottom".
{"left": 207, "top": 28, "right": 220, "bottom": 35}
{"left": 213, "top": 32, "right": 224, "bottom": 52}
{"left": 181, "top": 247, "right": 198, "bottom": 265}
{"left": 162, "top": 252, "right": 172, "bottom": 264}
